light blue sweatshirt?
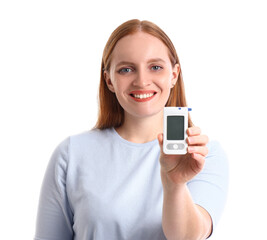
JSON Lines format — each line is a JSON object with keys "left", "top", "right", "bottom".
{"left": 34, "top": 128, "right": 228, "bottom": 240}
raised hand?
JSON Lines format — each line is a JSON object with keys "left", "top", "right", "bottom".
{"left": 158, "top": 126, "right": 209, "bottom": 186}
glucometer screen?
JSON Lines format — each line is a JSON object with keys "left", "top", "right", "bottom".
{"left": 167, "top": 116, "right": 184, "bottom": 140}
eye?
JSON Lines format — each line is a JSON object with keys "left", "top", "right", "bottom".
{"left": 118, "top": 68, "right": 133, "bottom": 74}
{"left": 151, "top": 65, "right": 162, "bottom": 71}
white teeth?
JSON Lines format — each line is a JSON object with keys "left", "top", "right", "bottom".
{"left": 133, "top": 93, "right": 154, "bottom": 99}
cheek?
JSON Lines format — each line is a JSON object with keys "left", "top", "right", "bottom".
{"left": 158, "top": 73, "right": 172, "bottom": 90}
{"left": 111, "top": 79, "right": 130, "bottom": 103}
{"left": 159, "top": 69, "right": 173, "bottom": 83}
{"left": 113, "top": 79, "right": 126, "bottom": 92}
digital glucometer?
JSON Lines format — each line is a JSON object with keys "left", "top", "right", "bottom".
{"left": 163, "top": 107, "right": 191, "bottom": 155}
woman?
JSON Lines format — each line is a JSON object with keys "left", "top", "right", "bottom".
{"left": 34, "top": 19, "right": 228, "bottom": 240}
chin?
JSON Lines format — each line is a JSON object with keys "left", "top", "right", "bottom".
{"left": 126, "top": 107, "right": 164, "bottom": 119}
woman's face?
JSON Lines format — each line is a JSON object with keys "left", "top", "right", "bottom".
{"left": 105, "top": 31, "right": 179, "bottom": 120}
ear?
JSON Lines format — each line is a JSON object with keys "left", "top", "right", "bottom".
{"left": 104, "top": 71, "right": 115, "bottom": 93}
{"left": 171, "top": 64, "right": 180, "bottom": 88}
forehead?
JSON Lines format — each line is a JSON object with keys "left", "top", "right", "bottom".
{"left": 111, "top": 32, "right": 171, "bottom": 64}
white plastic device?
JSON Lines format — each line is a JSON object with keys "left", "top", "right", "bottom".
{"left": 163, "top": 107, "right": 189, "bottom": 155}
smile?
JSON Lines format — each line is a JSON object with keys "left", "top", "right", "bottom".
{"left": 132, "top": 93, "right": 154, "bottom": 99}
{"left": 129, "top": 90, "right": 157, "bottom": 102}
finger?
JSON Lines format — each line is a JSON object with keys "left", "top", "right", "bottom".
{"left": 187, "top": 126, "right": 201, "bottom": 136}
{"left": 188, "top": 146, "right": 209, "bottom": 157}
{"left": 187, "top": 135, "right": 209, "bottom": 146}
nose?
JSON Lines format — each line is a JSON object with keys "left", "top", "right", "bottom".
{"left": 132, "top": 68, "right": 151, "bottom": 87}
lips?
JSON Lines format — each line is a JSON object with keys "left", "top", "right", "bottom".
{"left": 129, "top": 90, "right": 157, "bottom": 102}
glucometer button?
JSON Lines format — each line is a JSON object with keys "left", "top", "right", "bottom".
{"left": 166, "top": 144, "right": 174, "bottom": 150}
{"left": 166, "top": 143, "right": 185, "bottom": 150}
{"left": 178, "top": 143, "right": 185, "bottom": 150}
{"left": 173, "top": 144, "right": 179, "bottom": 149}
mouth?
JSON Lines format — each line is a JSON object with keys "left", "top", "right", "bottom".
{"left": 129, "top": 90, "right": 157, "bottom": 102}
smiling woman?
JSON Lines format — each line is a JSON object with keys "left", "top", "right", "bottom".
{"left": 96, "top": 19, "right": 193, "bottom": 130}
{"left": 103, "top": 31, "right": 179, "bottom": 122}
{"left": 34, "top": 19, "right": 229, "bottom": 240}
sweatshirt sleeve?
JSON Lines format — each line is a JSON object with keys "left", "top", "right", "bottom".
{"left": 187, "top": 141, "right": 229, "bottom": 232}
{"left": 34, "top": 137, "right": 74, "bottom": 240}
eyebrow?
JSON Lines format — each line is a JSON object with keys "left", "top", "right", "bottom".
{"left": 115, "top": 58, "right": 167, "bottom": 67}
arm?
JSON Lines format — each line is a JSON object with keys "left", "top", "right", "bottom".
{"left": 161, "top": 173, "right": 212, "bottom": 240}
{"left": 34, "top": 138, "right": 74, "bottom": 240}
{"left": 158, "top": 127, "right": 211, "bottom": 240}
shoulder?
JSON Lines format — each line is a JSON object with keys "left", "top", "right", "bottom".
{"left": 207, "top": 140, "right": 227, "bottom": 159}
{"left": 52, "top": 128, "right": 113, "bottom": 153}
{"left": 188, "top": 140, "right": 229, "bottom": 198}
{"left": 50, "top": 136, "right": 70, "bottom": 165}
{"left": 50, "top": 129, "right": 109, "bottom": 161}
{"left": 52, "top": 128, "right": 115, "bottom": 163}
{"left": 46, "top": 129, "right": 113, "bottom": 179}
{"left": 188, "top": 140, "right": 229, "bottom": 228}
{"left": 205, "top": 140, "right": 229, "bottom": 174}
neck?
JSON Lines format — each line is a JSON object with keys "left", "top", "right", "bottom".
{"left": 115, "top": 111, "right": 163, "bottom": 143}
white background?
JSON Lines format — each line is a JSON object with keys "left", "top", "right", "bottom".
{"left": 1, "top": 0, "right": 266, "bottom": 239}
